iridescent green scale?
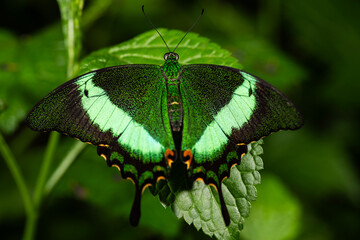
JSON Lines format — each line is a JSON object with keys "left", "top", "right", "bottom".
{"left": 26, "top": 45, "right": 303, "bottom": 227}
{"left": 163, "top": 53, "right": 183, "bottom": 132}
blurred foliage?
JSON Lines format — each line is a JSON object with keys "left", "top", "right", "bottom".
{"left": 0, "top": 0, "right": 359, "bottom": 239}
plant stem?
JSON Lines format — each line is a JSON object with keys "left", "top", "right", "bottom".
{"left": 23, "top": 213, "right": 37, "bottom": 240}
{"left": 45, "top": 141, "right": 86, "bottom": 194}
{"left": 0, "top": 132, "right": 36, "bottom": 240}
{"left": 21, "top": 132, "right": 59, "bottom": 240}
{"left": 21, "top": 1, "right": 85, "bottom": 239}
{"left": 33, "top": 132, "right": 60, "bottom": 208}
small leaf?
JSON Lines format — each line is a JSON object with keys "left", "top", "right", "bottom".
{"left": 172, "top": 141, "right": 263, "bottom": 239}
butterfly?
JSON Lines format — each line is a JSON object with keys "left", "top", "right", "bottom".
{"left": 26, "top": 8, "right": 303, "bottom": 227}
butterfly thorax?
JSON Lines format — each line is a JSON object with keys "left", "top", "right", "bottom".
{"left": 162, "top": 53, "right": 181, "bottom": 79}
{"left": 162, "top": 53, "right": 183, "bottom": 132}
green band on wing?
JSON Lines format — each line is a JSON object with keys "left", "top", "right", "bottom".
{"left": 193, "top": 72, "right": 257, "bottom": 162}
{"left": 77, "top": 73, "right": 165, "bottom": 163}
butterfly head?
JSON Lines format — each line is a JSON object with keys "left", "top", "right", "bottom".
{"left": 142, "top": 5, "right": 203, "bottom": 64}
{"left": 164, "top": 52, "right": 179, "bottom": 62}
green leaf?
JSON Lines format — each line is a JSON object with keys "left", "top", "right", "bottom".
{"left": 172, "top": 141, "right": 263, "bottom": 239}
{"left": 0, "top": 26, "right": 66, "bottom": 134}
{"left": 78, "top": 28, "right": 242, "bottom": 74}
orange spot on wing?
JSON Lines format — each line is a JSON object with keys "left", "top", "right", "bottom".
{"left": 141, "top": 183, "right": 152, "bottom": 194}
{"left": 183, "top": 149, "right": 193, "bottom": 170}
{"left": 230, "top": 163, "right": 238, "bottom": 170}
{"left": 196, "top": 178, "right": 205, "bottom": 183}
{"left": 99, "top": 144, "right": 109, "bottom": 147}
{"left": 165, "top": 149, "right": 175, "bottom": 168}
{"left": 111, "top": 164, "right": 120, "bottom": 171}
{"left": 126, "top": 177, "right": 135, "bottom": 185}
{"left": 100, "top": 154, "right": 107, "bottom": 161}
{"left": 209, "top": 183, "right": 218, "bottom": 191}
{"left": 156, "top": 176, "right": 166, "bottom": 182}
{"left": 167, "top": 159, "right": 174, "bottom": 168}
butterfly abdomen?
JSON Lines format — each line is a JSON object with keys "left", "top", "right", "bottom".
{"left": 165, "top": 79, "right": 183, "bottom": 132}
{"left": 162, "top": 59, "right": 183, "bottom": 132}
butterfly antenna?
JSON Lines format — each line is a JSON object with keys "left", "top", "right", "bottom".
{"left": 142, "top": 5, "right": 171, "bottom": 52}
{"left": 172, "top": 8, "right": 204, "bottom": 53}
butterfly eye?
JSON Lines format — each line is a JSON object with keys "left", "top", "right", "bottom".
{"left": 174, "top": 53, "right": 179, "bottom": 61}
{"left": 164, "top": 52, "right": 179, "bottom": 61}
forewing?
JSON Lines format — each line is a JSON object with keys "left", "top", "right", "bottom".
{"left": 26, "top": 65, "right": 174, "bottom": 163}
{"left": 180, "top": 64, "right": 303, "bottom": 175}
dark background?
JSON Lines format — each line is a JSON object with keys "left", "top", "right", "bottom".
{"left": 0, "top": 0, "right": 359, "bottom": 239}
